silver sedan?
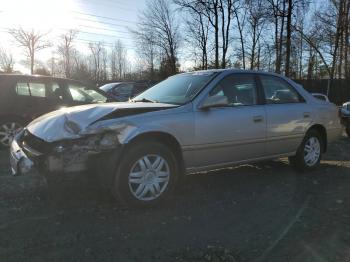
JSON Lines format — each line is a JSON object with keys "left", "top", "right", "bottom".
{"left": 10, "top": 70, "right": 343, "bottom": 207}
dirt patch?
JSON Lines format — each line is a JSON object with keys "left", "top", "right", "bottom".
{"left": 0, "top": 137, "right": 350, "bottom": 262}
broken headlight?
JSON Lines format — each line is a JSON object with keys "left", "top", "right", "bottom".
{"left": 52, "top": 133, "right": 120, "bottom": 153}
{"left": 99, "top": 133, "right": 119, "bottom": 148}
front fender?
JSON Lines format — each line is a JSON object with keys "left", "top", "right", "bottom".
{"left": 119, "top": 123, "right": 181, "bottom": 145}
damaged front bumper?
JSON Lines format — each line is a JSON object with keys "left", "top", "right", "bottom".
{"left": 10, "top": 129, "right": 122, "bottom": 177}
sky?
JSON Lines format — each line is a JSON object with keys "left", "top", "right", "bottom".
{"left": 0, "top": 0, "right": 147, "bottom": 73}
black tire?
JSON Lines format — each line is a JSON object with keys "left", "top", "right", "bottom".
{"left": 289, "top": 129, "right": 323, "bottom": 172}
{"left": 112, "top": 141, "right": 179, "bottom": 208}
{"left": 0, "top": 116, "right": 25, "bottom": 148}
{"left": 346, "top": 126, "right": 350, "bottom": 138}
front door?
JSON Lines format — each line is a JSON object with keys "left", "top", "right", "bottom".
{"left": 193, "top": 74, "right": 266, "bottom": 168}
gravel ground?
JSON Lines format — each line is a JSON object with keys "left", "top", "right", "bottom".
{"left": 0, "top": 136, "right": 350, "bottom": 262}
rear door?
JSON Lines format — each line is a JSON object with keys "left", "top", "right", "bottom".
{"left": 15, "top": 80, "right": 47, "bottom": 120}
{"left": 14, "top": 79, "right": 67, "bottom": 120}
{"left": 259, "top": 74, "right": 310, "bottom": 155}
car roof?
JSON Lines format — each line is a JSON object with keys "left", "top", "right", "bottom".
{"left": 0, "top": 74, "right": 91, "bottom": 85}
{"left": 180, "top": 69, "right": 300, "bottom": 88}
{"left": 102, "top": 82, "right": 135, "bottom": 85}
{"left": 181, "top": 68, "right": 287, "bottom": 78}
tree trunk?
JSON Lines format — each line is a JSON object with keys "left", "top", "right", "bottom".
{"left": 285, "top": 0, "right": 292, "bottom": 77}
{"left": 298, "top": 27, "right": 303, "bottom": 79}
{"left": 234, "top": 9, "right": 246, "bottom": 69}
{"left": 30, "top": 51, "right": 34, "bottom": 75}
{"left": 344, "top": 0, "right": 350, "bottom": 79}
{"left": 274, "top": 15, "right": 279, "bottom": 72}
{"left": 277, "top": 0, "right": 286, "bottom": 74}
{"left": 250, "top": 22, "right": 257, "bottom": 70}
{"left": 214, "top": 12, "right": 219, "bottom": 68}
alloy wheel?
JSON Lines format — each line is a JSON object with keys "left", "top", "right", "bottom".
{"left": 303, "top": 136, "right": 321, "bottom": 167}
{"left": 128, "top": 154, "right": 170, "bottom": 201}
{"left": 0, "top": 122, "right": 23, "bottom": 147}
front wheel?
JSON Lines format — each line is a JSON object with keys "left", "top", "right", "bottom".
{"left": 346, "top": 126, "right": 350, "bottom": 138}
{"left": 289, "top": 130, "right": 323, "bottom": 172}
{"left": 112, "top": 141, "right": 179, "bottom": 207}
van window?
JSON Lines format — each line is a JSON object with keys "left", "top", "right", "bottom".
{"left": 16, "top": 82, "right": 30, "bottom": 96}
{"left": 15, "top": 81, "right": 46, "bottom": 98}
{"left": 29, "top": 83, "right": 45, "bottom": 97}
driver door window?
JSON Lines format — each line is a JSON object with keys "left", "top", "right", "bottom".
{"left": 209, "top": 74, "right": 258, "bottom": 106}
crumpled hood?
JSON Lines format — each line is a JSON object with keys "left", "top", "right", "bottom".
{"left": 27, "top": 102, "right": 175, "bottom": 142}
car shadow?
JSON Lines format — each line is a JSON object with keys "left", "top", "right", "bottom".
{"left": 39, "top": 157, "right": 350, "bottom": 212}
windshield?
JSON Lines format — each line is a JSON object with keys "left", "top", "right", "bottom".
{"left": 68, "top": 84, "right": 108, "bottom": 103}
{"left": 133, "top": 72, "right": 217, "bottom": 105}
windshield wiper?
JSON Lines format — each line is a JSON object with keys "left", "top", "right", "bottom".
{"left": 132, "top": 98, "right": 158, "bottom": 103}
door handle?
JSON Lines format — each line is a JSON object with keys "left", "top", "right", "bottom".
{"left": 253, "top": 115, "right": 263, "bottom": 123}
{"left": 303, "top": 112, "right": 310, "bottom": 118}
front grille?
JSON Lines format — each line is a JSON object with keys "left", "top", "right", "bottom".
{"left": 21, "top": 130, "right": 53, "bottom": 154}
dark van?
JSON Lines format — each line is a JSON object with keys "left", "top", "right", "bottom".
{"left": 0, "top": 74, "right": 111, "bottom": 147}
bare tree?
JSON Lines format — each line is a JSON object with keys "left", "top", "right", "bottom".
{"left": 233, "top": 3, "right": 247, "bottom": 69}
{"left": 131, "top": 22, "right": 159, "bottom": 79}
{"left": 219, "top": 0, "right": 234, "bottom": 68}
{"left": 70, "top": 50, "right": 91, "bottom": 81}
{"left": 246, "top": 0, "right": 267, "bottom": 69}
{"left": 266, "top": 0, "right": 286, "bottom": 73}
{"left": 284, "top": 0, "right": 293, "bottom": 76}
{"left": 135, "top": 0, "right": 180, "bottom": 76}
{"left": 175, "top": 0, "right": 210, "bottom": 69}
{"left": 89, "top": 42, "right": 105, "bottom": 82}
{"left": 9, "top": 28, "right": 50, "bottom": 74}
{"left": 200, "top": 0, "right": 220, "bottom": 68}
{"left": 57, "top": 30, "right": 77, "bottom": 78}
{"left": 110, "top": 40, "right": 128, "bottom": 80}
{"left": 0, "top": 48, "right": 14, "bottom": 73}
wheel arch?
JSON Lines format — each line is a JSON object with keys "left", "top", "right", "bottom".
{"left": 125, "top": 131, "right": 185, "bottom": 173}
{"left": 0, "top": 114, "right": 27, "bottom": 123}
{"left": 307, "top": 124, "right": 327, "bottom": 153}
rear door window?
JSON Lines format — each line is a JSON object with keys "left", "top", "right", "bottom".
{"left": 16, "top": 82, "right": 46, "bottom": 97}
{"left": 260, "top": 75, "right": 302, "bottom": 104}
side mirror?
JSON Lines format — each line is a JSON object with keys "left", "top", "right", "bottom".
{"left": 199, "top": 95, "right": 229, "bottom": 110}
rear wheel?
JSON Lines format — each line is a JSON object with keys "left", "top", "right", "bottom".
{"left": 289, "top": 130, "right": 323, "bottom": 172}
{"left": 112, "top": 141, "right": 179, "bottom": 207}
{"left": 0, "top": 118, "right": 24, "bottom": 147}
